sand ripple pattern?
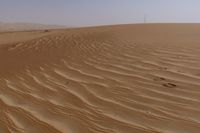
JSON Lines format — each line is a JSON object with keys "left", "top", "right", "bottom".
{"left": 1, "top": 24, "right": 200, "bottom": 133}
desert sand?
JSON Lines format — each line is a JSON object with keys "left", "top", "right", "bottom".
{"left": 1, "top": 24, "right": 200, "bottom": 133}
{"left": 0, "top": 22, "right": 65, "bottom": 32}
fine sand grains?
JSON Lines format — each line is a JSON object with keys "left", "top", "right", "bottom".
{"left": 1, "top": 24, "right": 200, "bottom": 133}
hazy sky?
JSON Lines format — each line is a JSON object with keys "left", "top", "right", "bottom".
{"left": 1, "top": 0, "right": 200, "bottom": 27}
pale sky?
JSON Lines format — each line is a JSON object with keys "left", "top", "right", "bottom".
{"left": 1, "top": 0, "right": 200, "bottom": 27}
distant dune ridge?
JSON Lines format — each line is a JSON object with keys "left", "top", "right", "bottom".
{"left": 0, "top": 22, "right": 65, "bottom": 32}
{"left": 1, "top": 24, "right": 200, "bottom": 133}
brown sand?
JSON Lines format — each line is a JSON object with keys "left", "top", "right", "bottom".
{"left": 1, "top": 24, "right": 200, "bottom": 133}
{"left": 0, "top": 22, "right": 65, "bottom": 32}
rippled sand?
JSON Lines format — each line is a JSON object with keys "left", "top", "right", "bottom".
{"left": 1, "top": 24, "right": 200, "bottom": 133}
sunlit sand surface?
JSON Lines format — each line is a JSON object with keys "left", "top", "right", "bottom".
{"left": 1, "top": 24, "right": 200, "bottom": 133}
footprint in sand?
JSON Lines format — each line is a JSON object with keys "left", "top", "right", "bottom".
{"left": 162, "top": 83, "right": 177, "bottom": 88}
{"left": 153, "top": 77, "right": 166, "bottom": 81}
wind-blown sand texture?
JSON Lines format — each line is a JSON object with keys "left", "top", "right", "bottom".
{"left": 1, "top": 24, "right": 200, "bottom": 133}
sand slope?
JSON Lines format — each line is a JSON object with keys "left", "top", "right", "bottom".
{"left": 1, "top": 24, "right": 200, "bottom": 133}
{"left": 0, "top": 22, "right": 65, "bottom": 32}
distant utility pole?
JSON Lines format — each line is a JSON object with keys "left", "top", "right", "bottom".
{"left": 144, "top": 14, "right": 147, "bottom": 23}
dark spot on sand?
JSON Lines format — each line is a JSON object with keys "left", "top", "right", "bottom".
{"left": 162, "top": 83, "right": 177, "bottom": 88}
{"left": 44, "top": 30, "right": 49, "bottom": 32}
{"left": 153, "top": 77, "right": 166, "bottom": 81}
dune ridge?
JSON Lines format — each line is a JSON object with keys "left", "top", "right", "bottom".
{"left": 1, "top": 24, "right": 200, "bottom": 133}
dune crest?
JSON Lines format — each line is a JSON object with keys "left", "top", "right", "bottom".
{"left": 1, "top": 24, "right": 200, "bottom": 133}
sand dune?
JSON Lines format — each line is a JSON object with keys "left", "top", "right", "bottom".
{"left": 1, "top": 24, "right": 200, "bottom": 133}
{"left": 0, "top": 22, "right": 65, "bottom": 32}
